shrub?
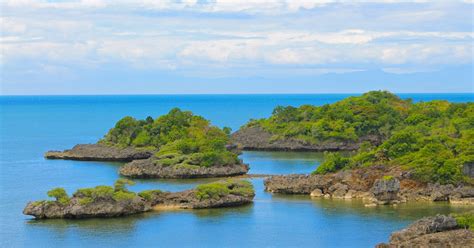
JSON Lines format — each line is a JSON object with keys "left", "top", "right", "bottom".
{"left": 78, "top": 197, "right": 93, "bottom": 205}
{"left": 382, "top": 175, "right": 394, "bottom": 181}
{"left": 47, "top": 188, "right": 70, "bottom": 205}
{"left": 453, "top": 212, "right": 474, "bottom": 231}
{"left": 114, "top": 179, "right": 135, "bottom": 192}
{"left": 313, "top": 152, "right": 350, "bottom": 174}
{"left": 196, "top": 183, "right": 230, "bottom": 200}
{"left": 112, "top": 191, "right": 136, "bottom": 202}
{"left": 138, "top": 190, "right": 163, "bottom": 201}
{"left": 195, "top": 180, "right": 254, "bottom": 200}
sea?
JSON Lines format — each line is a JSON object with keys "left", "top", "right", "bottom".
{"left": 1, "top": 93, "right": 473, "bottom": 247}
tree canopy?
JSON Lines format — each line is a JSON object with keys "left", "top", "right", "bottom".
{"left": 99, "top": 108, "right": 238, "bottom": 167}
{"left": 246, "top": 91, "right": 411, "bottom": 143}
{"left": 244, "top": 90, "right": 473, "bottom": 184}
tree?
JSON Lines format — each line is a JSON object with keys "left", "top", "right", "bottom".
{"left": 114, "top": 179, "right": 135, "bottom": 192}
{"left": 47, "top": 187, "right": 70, "bottom": 205}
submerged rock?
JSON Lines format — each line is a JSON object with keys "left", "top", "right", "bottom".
{"left": 376, "top": 215, "right": 473, "bottom": 247}
{"left": 45, "top": 144, "right": 153, "bottom": 162}
{"left": 119, "top": 158, "right": 249, "bottom": 178}
{"left": 231, "top": 126, "right": 381, "bottom": 151}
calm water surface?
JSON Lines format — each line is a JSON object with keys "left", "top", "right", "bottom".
{"left": 1, "top": 94, "right": 473, "bottom": 247}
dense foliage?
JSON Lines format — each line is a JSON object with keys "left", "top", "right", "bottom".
{"left": 252, "top": 91, "right": 473, "bottom": 184}
{"left": 195, "top": 180, "right": 254, "bottom": 200}
{"left": 100, "top": 108, "right": 239, "bottom": 167}
{"left": 246, "top": 91, "right": 410, "bottom": 143}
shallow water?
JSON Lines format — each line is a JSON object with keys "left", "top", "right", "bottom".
{"left": 1, "top": 94, "right": 473, "bottom": 247}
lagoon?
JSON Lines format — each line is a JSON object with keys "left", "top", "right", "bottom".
{"left": 1, "top": 93, "right": 472, "bottom": 247}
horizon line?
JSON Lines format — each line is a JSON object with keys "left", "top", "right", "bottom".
{"left": 1, "top": 92, "right": 473, "bottom": 97}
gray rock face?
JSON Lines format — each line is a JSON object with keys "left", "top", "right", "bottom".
{"left": 231, "top": 126, "right": 381, "bottom": 151}
{"left": 371, "top": 178, "right": 400, "bottom": 203}
{"left": 45, "top": 144, "right": 153, "bottom": 162}
{"left": 119, "top": 158, "right": 249, "bottom": 178}
{"left": 376, "top": 215, "right": 473, "bottom": 247}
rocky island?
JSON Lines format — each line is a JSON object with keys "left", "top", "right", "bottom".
{"left": 255, "top": 91, "right": 473, "bottom": 205}
{"left": 23, "top": 179, "right": 255, "bottom": 219}
{"left": 376, "top": 214, "right": 474, "bottom": 247}
{"left": 45, "top": 108, "right": 248, "bottom": 178}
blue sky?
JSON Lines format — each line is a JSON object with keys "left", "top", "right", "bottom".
{"left": 1, "top": 0, "right": 473, "bottom": 95}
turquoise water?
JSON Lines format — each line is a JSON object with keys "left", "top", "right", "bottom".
{"left": 1, "top": 94, "right": 473, "bottom": 247}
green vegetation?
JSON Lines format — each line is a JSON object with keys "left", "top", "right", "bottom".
{"left": 248, "top": 91, "right": 473, "bottom": 184}
{"left": 313, "top": 152, "right": 350, "bottom": 175}
{"left": 100, "top": 108, "right": 239, "bottom": 168}
{"left": 73, "top": 179, "right": 138, "bottom": 205}
{"left": 453, "top": 212, "right": 474, "bottom": 231}
{"left": 138, "top": 190, "right": 163, "bottom": 201}
{"left": 382, "top": 175, "right": 394, "bottom": 181}
{"left": 246, "top": 91, "right": 410, "bottom": 143}
{"left": 195, "top": 180, "right": 254, "bottom": 200}
{"left": 47, "top": 188, "right": 70, "bottom": 205}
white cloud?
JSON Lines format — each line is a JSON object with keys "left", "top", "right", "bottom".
{"left": 0, "top": 0, "right": 472, "bottom": 77}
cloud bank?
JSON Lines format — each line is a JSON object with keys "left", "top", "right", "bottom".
{"left": 1, "top": 0, "right": 473, "bottom": 94}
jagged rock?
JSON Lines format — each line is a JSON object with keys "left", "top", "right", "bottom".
{"left": 376, "top": 215, "right": 473, "bottom": 247}
{"left": 371, "top": 178, "right": 400, "bottom": 204}
{"left": 231, "top": 126, "right": 381, "bottom": 151}
{"left": 23, "top": 196, "right": 151, "bottom": 219}
{"left": 329, "top": 183, "right": 349, "bottom": 198}
{"left": 119, "top": 158, "right": 249, "bottom": 178}
{"left": 45, "top": 144, "right": 153, "bottom": 162}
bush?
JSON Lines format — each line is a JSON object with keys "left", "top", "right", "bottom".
{"left": 195, "top": 180, "right": 254, "bottom": 200}
{"left": 47, "top": 188, "right": 70, "bottom": 205}
{"left": 382, "top": 175, "right": 394, "bottom": 181}
{"left": 453, "top": 212, "right": 474, "bottom": 231}
{"left": 138, "top": 190, "right": 163, "bottom": 201}
{"left": 313, "top": 152, "right": 350, "bottom": 174}
{"left": 112, "top": 191, "right": 136, "bottom": 202}
{"left": 114, "top": 179, "right": 135, "bottom": 192}
{"left": 195, "top": 183, "right": 230, "bottom": 200}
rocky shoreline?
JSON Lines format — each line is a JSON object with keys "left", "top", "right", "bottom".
{"left": 231, "top": 126, "right": 381, "bottom": 151}
{"left": 376, "top": 215, "right": 473, "bottom": 247}
{"left": 45, "top": 144, "right": 249, "bottom": 179}
{"left": 24, "top": 180, "right": 255, "bottom": 219}
{"left": 264, "top": 166, "right": 474, "bottom": 206}
{"left": 45, "top": 144, "right": 154, "bottom": 162}
{"left": 119, "top": 158, "right": 249, "bottom": 178}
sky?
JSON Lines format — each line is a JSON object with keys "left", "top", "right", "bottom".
{"left": 0, "top": 0, "right": 473, "bottom": 95}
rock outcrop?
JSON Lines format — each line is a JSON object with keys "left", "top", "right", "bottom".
{"left": 24, "top": 180, "right": 255, "bottom": 219}
{"left": 23, "top": 195, "right": 151, "bottom": 219}
{"left": 231, "top": 126, "right": 381, "bottom": 151}
{"left": 376, "top": 215, "right": 474, "bottom": 247}
{"left": 45, "top": 144, "right": 154, "bottom": 162}
{"left": 371, "top": 177, "right": 400, "bottom": 204}
{"left": 119, "top": 158, "right": 249, "bottom": 178}
{"left": 264, "top": 166, "right": 474, "bottom": 205}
